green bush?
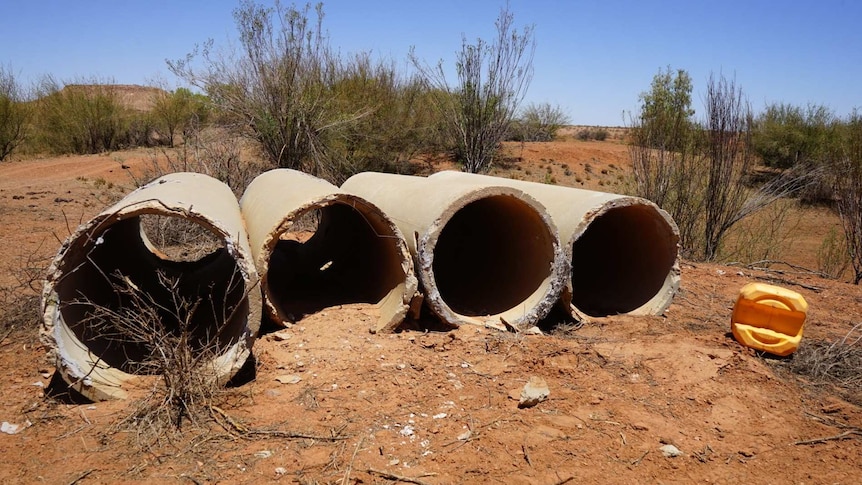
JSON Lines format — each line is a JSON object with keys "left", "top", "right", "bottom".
{"left": 0, "top": 66, "right": 29, "bottom": 162}
{"left": 151, "top": 87, "right": 209, "bottom": 147}
{"left": 752, "top": 103, "right": 837, "bottom": 169}
{"left": 31, "top": 77, "right": 131, "bottom": 154}
{"left": 509, "top": 102, "right": 570, "bottom": 142}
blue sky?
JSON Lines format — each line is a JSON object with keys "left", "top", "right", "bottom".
{"left": 1, "top": 0, "right": 860, "bottom": 126}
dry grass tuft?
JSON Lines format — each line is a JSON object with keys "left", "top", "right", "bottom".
{"left": 0, "top": 247, "right": 51, "bottom": 337}
{"left": 789, "top": 323, "right": 862, "bottom": 404}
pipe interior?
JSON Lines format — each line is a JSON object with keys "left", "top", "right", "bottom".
{"left": 266, "top": 202, "right": 405, "bottom": 322}
{"left": 570, "top": 205, "right": 677, "bottom": 316}
{"left": 431, "top": 195, "right": 556, "bottom": 316}
{"left": 54, "top": 216, "right": 248, "bottom": 374}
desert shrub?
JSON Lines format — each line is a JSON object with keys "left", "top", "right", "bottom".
{"left": 170, "top": 2, "right": 433, "bottom": 184}
{"left": 87, "top": 271, "right": 234, "bottom": 435}
{"left": 630, "top": 72, "right": 813, "bottom": 261}
{"left": 593, "top": 128, "right": 608, "bottom": 141}
{"left": 509, "top": 102, "right": 570, "bottom": 142}
{"left": 752, "top": 103, "right": 837, "bottom": 170}
{"left": 410, "top": 5, "right": 535, "bottom": 173}
{"left": 632, "top": 66, "right": 696, "bottom": 152}
{"left": 789, "top": 323, "right": 862, "bottom": 404}
{"left": 0, "top": 248, "right": 50, "bottom": 336}
{"left": 717, "top": 198, "right": 799, "bottom": 264}
{"left": 0, "top": 66, "right": 29, "bottom": 162}
{"left": 151, "top": 87, "right": 210, "bottom": 148}
{"left": 170, "top": 2, "right": 341, "bottom": 174}
{"left": 575, "top": 128, "right": 609, "bottom": 142}
{"left": 832, "top": 109, "right": 862, "bottom": 284}
{"left": 324, "top": 56, "right": 442, "bottom": 183}
{"left": 817, "top": 226, "right": 851, "bottom": 280}
{"left": 134, "top": 127, "right": 272, "bottom": 198}
{"left": 31, "top": 77, "right": 131, "bottom": 154}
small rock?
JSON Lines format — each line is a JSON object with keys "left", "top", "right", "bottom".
{"left": 518, "top": 376, "right": 550, "bottom": 409}
{"left": 275, "top": 374, "right": 301, "bottom": 384}
{"left": 271, "top": 330, "right": 292, "bottom": 341}
{"left": 254, "top": 450, "right": 273, "bottom": 459}
{"left": 524, "top": 326, "right": 543, "bottom": 335}
{"left": 432, "top": 413, "right": 447, "bottom": 419}
{"left": 660, "top": 444, "right": 682, "bottom": 457}
{"left": 388, "top": 458, "right": 400, "bottom": 466}
{"left": 1, "top": 420, "right": 30, "bottom": 435}
{"left": 275, "top": 467, "right": 287, "bottom": 476}
{"left": 457, "top": 430, "right": 472, "bottom": 441}
{"left": 400, "top": 425, "right": 415, "bottom": 437}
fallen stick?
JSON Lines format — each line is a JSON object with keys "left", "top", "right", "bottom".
{"left": 365, "top": 468, "right": 437, "bottom": 485}
{"left": 794, "top": 429, "right": 862, "bottom": 445}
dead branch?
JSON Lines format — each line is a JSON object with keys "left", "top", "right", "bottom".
{"left": 365, "top": 468, "right": 437, "bottom": 485}
{"left": 210, "top": 405, "right": 348, "bottom": 442}
{"left": 794, "top": 429, "right": 862, "bottom": 446}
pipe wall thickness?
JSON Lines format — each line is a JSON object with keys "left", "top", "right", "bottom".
{"left": 341, "top": 172, "right": 566, "bottom": 330}
{"left": 428, "top": 171, "right": 680, "bottom": 320}
{"left": 240, "top": 169, "right": 417, "bottom": 333}
{"left": 41, "top": 173, "right": 258, "bottom": 401}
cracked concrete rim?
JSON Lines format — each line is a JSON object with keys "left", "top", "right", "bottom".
{"left": 240, "top": 169, "right": 417, "bottom": 333}
{"left": 428, "top": 171, "right": 681, "bottom": 321}
{"left": 40, "top": 172, "right": 258, "bottom": 401}
{"left": 342, "top": 171, "right": 566, "bottom": 330}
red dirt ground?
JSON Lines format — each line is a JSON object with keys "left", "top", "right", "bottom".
{"left": 1, "top": 141, "right": 860, "bottom": 484}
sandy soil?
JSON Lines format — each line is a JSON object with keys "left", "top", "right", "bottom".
{"left": 0, "top": 141, "right": 860, "bottom": 484}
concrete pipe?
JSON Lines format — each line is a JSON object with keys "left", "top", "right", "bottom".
{"left": 428, "top": 171, "right": 680, "bottom": 321}
{"left": 341, "top": 172, "right": 566, "bottom": 330}
{"left": 41, "top": 172, "right": 259, "bottom": 401}
{"left": 239, "top": 169, "right": 417, "bottom": 333}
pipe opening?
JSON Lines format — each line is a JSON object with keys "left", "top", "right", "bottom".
{"left": 266, "top": 202, "right": 406, "bottom": 322}
{"left": 432, "top": 195, "right": 556, "bottom": 317}
{"left": 139, "top": 214, "right": 223, "bottom": 262}
{"left": 570, "top": 205, "right": 677, "bottom": 316}
{"left": 55, "top": 215, "right": 248, "bottom": 374}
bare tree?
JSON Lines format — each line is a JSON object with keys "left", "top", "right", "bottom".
{"left": 630, "top": 72, "right": 816, "bottom": 261}
{"left": 169, "top": 1, "right": 344, "bottom": 174}
{"left": 0, "top": 65, "right": 29, "bottom": 161}
{"left": 834, "top": 110, "right": 862, "bottom": 284}
{"left": 411, "top": 6, "right": 535, "bottom": 173}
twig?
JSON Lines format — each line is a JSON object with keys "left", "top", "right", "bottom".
{"left": 522, "top": 443, "right": 532, "bottom": 467}
{"left": 726, "top": 259, "right": 831, "bottom": 278}
{"left": 365, "top": 468, "right": 437, "bottom": 485}
{"left": 753, "top": 275, "right": 823, "bottom": 293}
{"left": 631, "top": 450, "right": 649, "bottom": 466}
{"left": 67, "top": 469, "right": 94, "bottom": 485}
{"left": 552, "top": 476, "right": 575, "bottom": 485}
{"left": 210, "top": 405, "right": 347, "bottom": 441}
{"left": 341, "top": 436, "right": 365, "bottom": 485}
{"left": 0, "top": 325, "right": 14, "bottom": 346}
{"left": 794, "top": 429, "right": 862, "bottom": 446}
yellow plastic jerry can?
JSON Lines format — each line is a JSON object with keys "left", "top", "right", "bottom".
{"left": 731, "top": 282, "right": 808, "bottom": 356}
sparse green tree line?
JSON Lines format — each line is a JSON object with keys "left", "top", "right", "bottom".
{"left": 630, "top": 66, "right": 862, "bottom": 282}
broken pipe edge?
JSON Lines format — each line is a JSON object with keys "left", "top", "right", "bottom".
{"left": 241, "top": 169, "right": 417, "bottom": 333}
{"left": 427, "top": 171, "right": 680, "bottom": 322}
{"left": 565, "top": 196, "right": 680, "bottom": 321}
{"left": 418, "top": 185, "right": 566, "bottom": 330}
{"left": 41, "top": 173, "right": 258, "bottom": 401}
